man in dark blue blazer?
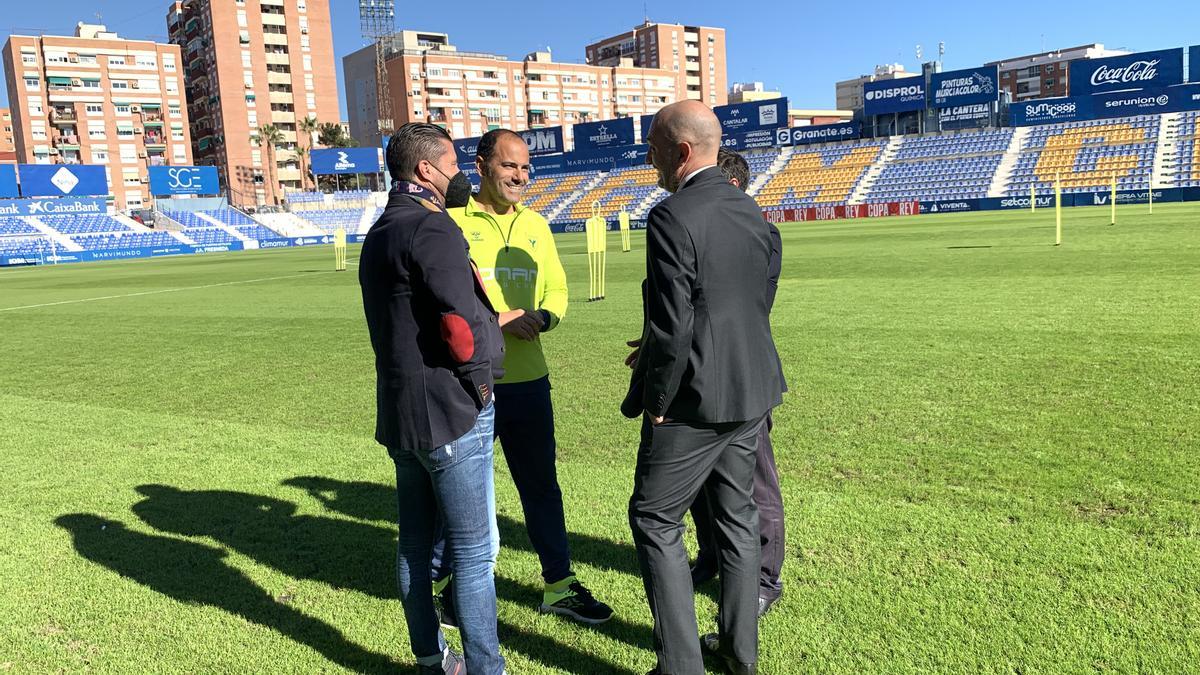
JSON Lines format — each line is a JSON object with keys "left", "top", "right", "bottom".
{"left": 360, "top": 122, "right": 506, "bottom": 675}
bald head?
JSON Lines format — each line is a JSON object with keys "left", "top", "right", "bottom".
{"left": 646, "top": 100, "right": 722, "bottom": 193}
{"left": 651, "top": 101, "right": 722, "bottom": 157}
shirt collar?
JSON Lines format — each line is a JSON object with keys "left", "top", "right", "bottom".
{"left": 681, "top": 164, "right": 718, "bottom": 190}
{"left": 464, "top": 193, "right": 524, "bottom": 218}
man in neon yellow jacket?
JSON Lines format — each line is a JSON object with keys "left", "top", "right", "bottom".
{"left": 440, "top": 129, "right": 614, "bottom": 625}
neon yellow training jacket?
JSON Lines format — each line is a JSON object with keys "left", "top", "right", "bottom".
{"left": 450, "top": 196, "right": 568, "bottom": 384}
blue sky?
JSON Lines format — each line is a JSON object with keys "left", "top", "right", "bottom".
{"left": 2, "top": 0, "right": 1198, "bottom": 116}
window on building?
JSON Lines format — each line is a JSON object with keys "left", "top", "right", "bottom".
{"left": 91, "top": 149, "right": 108, "bottom": 163}
{"left": 111, "top": 80, "right": 129, "bottom": 90}
{"left": 85, "top": 104, "right": 103, "bottom": 114}
{"left": 22, "top": 54, "right": 36, "bottom": 65}
{"left": 1044, "top": 79, "right": 1056, "bottom": 88}
{"left": 1026, "top": 66, "right": 1040, "bottom": 78}
{"left": 24, "top": 78, "right": 39, "bottom": 91}
{"left": 116, "top": 105, "right": 131, "bottom": 115}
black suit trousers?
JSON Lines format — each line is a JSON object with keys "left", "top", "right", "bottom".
{"left": 691, "top": 413, "right": 785, "bottom": 601}
{"left": 628, "top": 414, "right": 765, "bottom": 673}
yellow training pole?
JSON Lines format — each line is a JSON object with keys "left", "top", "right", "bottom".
{"left": 1031, "top": 183, "right": 1036, "bottom": 213}
{"left": 1149, "top": 183, "right": 1154, "bottom": 214}
{"left": 1110, "top": 173, "right": 1116, "bottom": 226}
{"left": 1055, "top": 173, "right": 1062, "bottom": 246}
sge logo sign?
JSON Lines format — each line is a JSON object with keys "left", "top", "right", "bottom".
{"left": 167, "top": 167, "right": 204, "bottom": 189}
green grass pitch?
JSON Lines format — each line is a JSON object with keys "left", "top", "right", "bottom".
{"left": 1, "top": 203, "right": 1197, "bottom": 673}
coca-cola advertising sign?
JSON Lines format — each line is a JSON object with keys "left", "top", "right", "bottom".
{"left": 1069, "top": 48, "right": 1183, "bottom": 96}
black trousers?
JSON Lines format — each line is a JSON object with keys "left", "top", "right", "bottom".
{"left": 629, "top": 414, "right": 765, "bottom": 674}
{"left": 690, "top": 413, "right": 785, "bottom": 601}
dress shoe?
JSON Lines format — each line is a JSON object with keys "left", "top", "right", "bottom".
{"left": 701, "top": 633, "right": 757, "bottom": 675}
{"left": 758, "top": 595, "right": 780, "bottom": 618}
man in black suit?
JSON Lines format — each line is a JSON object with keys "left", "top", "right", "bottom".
{"left": 360, "top": 123, "right": 506, "bottom": 675}
{"left": 689, "top": 148, "right": 787, "bottom": 618}
{"left": 623, "top": 101, "right": 784, "bottom": 675}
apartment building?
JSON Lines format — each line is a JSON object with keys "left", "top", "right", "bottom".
{"left": 345, "top": 34, "right": 678, "bottom": 149}
{"left": 0, "top": 109, "right": 15, "bottom": 163}
{"left": 987, "top": 44, "right": 1127, "bottom": 101}
{"left": 167, "top": 0, "right": 339, "bottom": 208}
{"left": 1, "top": 23, "right": 192, "bottom": 209}
{"left": 835, "top": 64, "right": 921, "bottom": 112}
{"left": 586, "top": 22, "right": 727, "bottom": 107}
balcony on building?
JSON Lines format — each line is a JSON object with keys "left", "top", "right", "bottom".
{"left": 53, "top": 134, "right": 80, "bottom": 149}
{"left": 50, "top": 107, "right": 77, "bottom": 124}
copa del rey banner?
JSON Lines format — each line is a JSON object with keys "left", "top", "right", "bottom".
{"left": 763, "top": 201, "right": 920, "bottom": 223}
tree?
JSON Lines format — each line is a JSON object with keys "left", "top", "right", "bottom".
{"left": 318, "top": 122, "right": 357, "bottom": 149}
{"left": 256, "top": 124, "right": 285, "bottom": 206}
{"left": 297, "top": 115, "right": 319, "bottom": 191}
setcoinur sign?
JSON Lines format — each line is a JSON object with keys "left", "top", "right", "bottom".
{"left": 864, "top": 78, "right": 926, "bottom": 116}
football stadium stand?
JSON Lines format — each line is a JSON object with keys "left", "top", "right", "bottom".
{"left": 754, "top": 141, "right": 887, "bottom": 209}
{"left": 7, "top": 110, "right": 1200, "bottom": 267}
{"left": 1171, "top": 111, "right": 1200, "bottom": 187}
{"left": 1005, "top": 117, "right": 1160, "bottom": 196}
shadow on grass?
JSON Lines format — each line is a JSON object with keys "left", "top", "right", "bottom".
{"left": 64, "top": 483, "right": 648, "bottom": 673}
{"left": 282, "top": 475, "right": 646, "bottom": 578}
{"left": 54, "top": 513, "right": 397, "bottom": 674}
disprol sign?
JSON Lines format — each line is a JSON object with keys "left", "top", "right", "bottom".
{"left": 864, "top": 78, "right": 926, "bottom": 116}
{"left": 1069, "top": 48, "right": 1184, "bottom": 96}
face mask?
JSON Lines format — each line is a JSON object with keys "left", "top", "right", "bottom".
{"left": 433, "top": 165, "right": 473, "bottom": 208}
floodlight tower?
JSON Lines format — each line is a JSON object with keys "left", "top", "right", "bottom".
{"left": 359, "top": 0, "right": 397, "bottom": 138}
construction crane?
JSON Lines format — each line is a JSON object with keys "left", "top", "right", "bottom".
{"left": 359, "top": 0, "right": 397, "bottom": 138}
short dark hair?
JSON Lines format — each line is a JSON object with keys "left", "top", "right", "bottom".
{"left": 717, "top": 148, "right": 750, "bottom": 192}
{"left": 476, "top": 128, "right": 524, "bottom": 163}
{"left": 386, "top": 123, "right": 453, "bottom": 181}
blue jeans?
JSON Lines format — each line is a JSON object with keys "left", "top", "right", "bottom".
{"left": 390, "top": 402, "right": 504, "bottom": 675}
{"left": 434, "top": 377, "right": 573, "bottom": 584}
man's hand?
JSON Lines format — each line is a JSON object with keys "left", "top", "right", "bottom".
{"left": 650, "top": 415, "right": 665, "bottom": 425}
{"left": 625, "top": 338, "right": 641, "bottom": 368}
{"left": 499, "top": 309, "right": 541, "bottom": 341}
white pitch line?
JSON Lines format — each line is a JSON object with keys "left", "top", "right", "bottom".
{"left": 0, "top": 271, "right": 332, "bottom": 313}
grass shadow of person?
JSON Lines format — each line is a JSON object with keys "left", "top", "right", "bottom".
{"left": 54, "top": 513, "right": 397, "bottom": 674}
{"left": 282, "top": 475, "right": 645, "bottom": 578}
{"left": 129, "top": 484, "right": 645, "bottom": 673}
{"left": 131, "top": 484, "right": 395, "bottom": 599}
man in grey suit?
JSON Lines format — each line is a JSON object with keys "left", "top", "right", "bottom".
{"left": 623, "top": 101, "right": 784, "bottom": 675}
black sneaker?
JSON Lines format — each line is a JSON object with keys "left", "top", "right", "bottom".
{"left": 434, "top": 587, "right": 458, "bottom": 631}
{"left": 538, "top": 576, "right": 614, "bottom": 624}
{"left": 416, "top": 647, "right": 465, "bottom": 674}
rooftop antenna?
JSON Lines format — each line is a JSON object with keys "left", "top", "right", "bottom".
{"left": 916, "top": 44, "right": 923, "bottom": 61}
